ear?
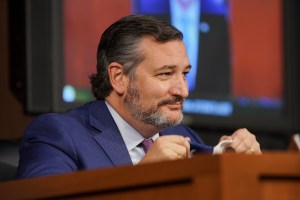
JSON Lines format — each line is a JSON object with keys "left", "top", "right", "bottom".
{"left": 108, "top": 62, "right": 127, "bottom": 95}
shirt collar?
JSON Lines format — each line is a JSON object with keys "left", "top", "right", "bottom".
{"left": 105, "top": 101, "right": 159, "bottom": 151}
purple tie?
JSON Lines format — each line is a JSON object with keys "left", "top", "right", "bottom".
{"left": 141, "top": 139, "right": 153, "bottom": 153}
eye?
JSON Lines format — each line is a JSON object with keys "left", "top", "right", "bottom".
{"left": 162, "top": 72, "right": 172, "bottom": 76}
{"left": 158, "top": 72, "right": 172, "bottom": 78}
{"left": 183, "top": 71, "right": 190, "bottom": 77}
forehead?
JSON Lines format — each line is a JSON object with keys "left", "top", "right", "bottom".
{"left": 137, "top": 37, "right": 190, "bottom": 70}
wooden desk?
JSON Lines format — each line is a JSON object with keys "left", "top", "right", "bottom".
{"left": 0, "top": 153, "right": 299, "bottom": 200}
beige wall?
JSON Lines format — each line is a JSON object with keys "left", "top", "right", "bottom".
{"left": 0, "top": 0, "right": 33, "bottom": 140}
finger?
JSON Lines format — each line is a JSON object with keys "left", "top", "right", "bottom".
{"left": 184, "top": 137, "right": 191, "bottom": 158}
{"left": 248, "top": 142, "right": 262, "bottom": 155}
{"left": 232, "top": 138, "right": 252, "bottom": 153}
{"left": 246, "top": 146, "right": 255, "bottom": 154}
{"left": 219, "top": 135, "right": 232, "bottom": 142}
{"left": 167, "top": 142, "right": 190, "bottom": 159}
{"left": 230, "top": 138, "right": 247, "bottom": 153}
{"left": 152, "top": 136, "right": 190, "bottom": 159}
{"left": 230, "top": 129, "right": 251, "bottom": 153}
{"left": 231, "top": 129, "right": 261, "bottom": 154}
{"left": 156, "top": 135, "right": 190, "bottom": 157}
{"left": 156, "top": 135, "right": 186, "bottom": 145}
{"left": 232, "top": 128, "right": 249, "bottom": 137}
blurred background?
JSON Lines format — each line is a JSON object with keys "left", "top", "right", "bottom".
{"left": 0, "top": 0, "right": 299, "bottom": 151}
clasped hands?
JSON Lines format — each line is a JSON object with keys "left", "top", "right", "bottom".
{"left": 139, "top": 128, "right": 262, "bottom": 164}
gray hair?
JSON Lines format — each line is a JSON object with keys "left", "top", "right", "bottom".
{"left": 90, "top": 15, "right": 183, "bottom": 99}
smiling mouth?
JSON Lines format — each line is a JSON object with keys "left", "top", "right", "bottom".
{"left": 165, "top": 102, "right": 183, "bottom": 110}
{"left": 158, "top": 96, "right": 184, "bottom": 110}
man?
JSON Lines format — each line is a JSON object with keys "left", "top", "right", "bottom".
{"left": 16, "top": 15, "right": 261, "bottom": 179}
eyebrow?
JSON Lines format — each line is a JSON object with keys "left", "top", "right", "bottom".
{"left": 157, "top": 64, "right": 192, "bottom": 71}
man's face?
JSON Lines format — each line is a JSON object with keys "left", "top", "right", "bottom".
{"left": 124, "top": 37, "right": 190, "bottom": 129}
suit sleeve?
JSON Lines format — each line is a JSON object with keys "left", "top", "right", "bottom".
{"left": 16, "top": 114, "right": 80, "bottom": 179}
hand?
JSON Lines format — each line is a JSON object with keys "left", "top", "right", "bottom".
{"left": 220, "top": 128, "right": 262, "bottom": 154}
{"left": 139, "top": 135, "right": 190, "bottom": 164}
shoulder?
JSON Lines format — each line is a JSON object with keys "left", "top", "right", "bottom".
{"left": 26, "top": 100, "right": 100, "bottom": 133}
{"left": 26, "top": 112, "right": 85, "bottom": 137}
{"left": 22, "top": 101, "right": 97, "bottom": 152}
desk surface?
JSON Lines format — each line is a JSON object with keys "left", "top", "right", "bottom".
{"left": 0, "top": 152, "right": 299, "bottom": 200}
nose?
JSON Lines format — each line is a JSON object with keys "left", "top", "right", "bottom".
{"left": 169, "top": 75, "right": 189, "bottom": 98}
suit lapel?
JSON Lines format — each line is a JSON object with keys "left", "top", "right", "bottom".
{"left": 88, "top": 100, "right": 132, "bottom": 166}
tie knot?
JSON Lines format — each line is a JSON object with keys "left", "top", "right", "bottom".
{"left": 140, "top": 139, "right": 153, "bottom": 153}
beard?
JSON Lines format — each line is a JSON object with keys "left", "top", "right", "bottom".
{"left": 124, "top": 80, "right": 184, "bottom": 128}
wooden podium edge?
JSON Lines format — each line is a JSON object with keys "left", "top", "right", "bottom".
{"left": 0, "top": 153, "right": 299, "bottom": 200}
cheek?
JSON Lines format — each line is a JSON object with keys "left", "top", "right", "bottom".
{"left": 142, "top": 82, "right": 169, "bottom": 100}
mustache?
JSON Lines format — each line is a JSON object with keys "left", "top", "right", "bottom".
{"left": 158, "top": 96, "right": 184, "bottom": 106}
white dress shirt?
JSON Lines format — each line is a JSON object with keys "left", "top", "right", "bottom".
{"left": 105, "top": 102, "right": 159, "bottom": 165}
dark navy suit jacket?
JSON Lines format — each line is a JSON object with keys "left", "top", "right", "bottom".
{"left": 16, "top": 100, "right": 213, "bottom": 179}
